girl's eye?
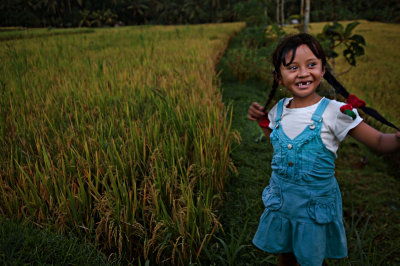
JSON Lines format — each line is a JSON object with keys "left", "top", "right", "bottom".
{"left": 308, "top": 62, "right": 317, "bottom": 68}
{"left": 288, "top": 65, "right": 298, "bottom": 70}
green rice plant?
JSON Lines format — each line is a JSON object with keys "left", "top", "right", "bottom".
{"left": 0, "top": 22, "right": 244, "bottom": 264}
{"left": 0, "top": 27, "right": 95, "bottom": 41}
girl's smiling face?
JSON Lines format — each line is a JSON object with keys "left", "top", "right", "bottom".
{"left": 278, "top": 44, "right": 325, "bottom": 105}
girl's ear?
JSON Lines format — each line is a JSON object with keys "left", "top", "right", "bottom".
{"left": 322, "top": 65, "right": 326, "bottom": 76}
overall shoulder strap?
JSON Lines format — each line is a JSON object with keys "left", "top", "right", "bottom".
{"left": 275, "top": 98, "right": 286, "bottom": 122}
{"left": 312, "top": 97, "right": 330, "bottom": 123}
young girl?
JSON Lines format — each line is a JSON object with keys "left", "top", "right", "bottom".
{"left": 247, "top": 33, "right": 400, "bottom": 266}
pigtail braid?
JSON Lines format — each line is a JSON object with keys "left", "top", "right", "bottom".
{"left": 263, "top": 78, "right": 279, "bottom": 112}
{"left": 360, "top": 106, "right": 400, "bottom": 131}
{"left": 324, "top": 70, "right": 400, "bottom": 131}
{"left": 323, "top": 70, "right": 349, "bottom": 99}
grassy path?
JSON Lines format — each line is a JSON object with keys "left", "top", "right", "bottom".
{"left": 211, "top": 31, "right": 400, "bottom": 265}
{"left": 217, "top": 78, "right": 277, "bottom": 265}
{"left": 206, "top": 36, "right": 278, "bottom": 264}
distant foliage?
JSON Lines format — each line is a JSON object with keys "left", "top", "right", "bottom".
{"left": 311, "top": 0, "right": 400, "bottom": 23}
{"left": 79, "top": 9, "right": 118, "bottom": 27}
{"left": 0, "top": 0, "right": 238, "bottom": 27}
{"left": 0, "top": 0, "right": 399, "bottom": 27}
{"left": 234, "top": 0, "right": 269, "bottom": 27}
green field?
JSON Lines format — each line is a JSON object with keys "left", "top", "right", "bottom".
{"left": 1, "top": 20, "right": 399, "bottom": 265}
{"left": 0, "top": 27, "right": 95, "bottom": 41}
{"left": 0, "top": 23, "right": 244, "bottom": 264}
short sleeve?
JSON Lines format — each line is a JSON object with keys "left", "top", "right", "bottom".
{"left": 268, "top": 102, "right": 279, "bottom": 130}
{"left": 331, "top": 102, "right": 363, "bottom": 141}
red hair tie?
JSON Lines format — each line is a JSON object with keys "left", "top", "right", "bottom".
{"left": 340, "top": 104, "right": 357, "bottom": 120}
{"left": 346, "top": 94, "right": 366, "bottom": 108}
{"left": 258, "top": 114, "right": 270, "bottom": 128}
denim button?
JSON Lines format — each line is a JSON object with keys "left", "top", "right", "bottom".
{"left": 288, "top": 161, "right": 293, "bottom": 166}
{"left": 288, "top": 144, "right": 292, "bottom": 149}
{"left": 310, "top": 124, "right": 316, "bottom": 130}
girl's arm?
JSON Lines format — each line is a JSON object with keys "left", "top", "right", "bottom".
{"left": 260, "top": 127, "right": 273, "bottom": 141}
{"left": 349, "top": 121, "right": 400, "bottom": 153}
{"left": 248, "top": 102, "right": 272, "bottom": 141}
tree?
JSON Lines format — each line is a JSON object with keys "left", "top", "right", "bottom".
{"left": 276, "top": 0, "right": 280, "bottom": 25}
{"left": 303, "top": 0, "right": 310, "bottom": 33}
{"left": 300, "top": 0, "right": 304, "bottom": 25}
{"left": 128, "top": 0, "right": 151, "bottom": 24}
{"left": 234, "top": 0, "right": 269, "bottom": 27}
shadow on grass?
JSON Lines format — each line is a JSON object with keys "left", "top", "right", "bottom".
{"left": 0, "top": 218, "right": 112, "bottom": 265}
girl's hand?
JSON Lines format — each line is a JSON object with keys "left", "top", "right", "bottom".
{"left": 248, "top": 102, "right": 272, "bottom": 141}
{"left": 248, "top": 102, "right": 266, "bottom": 122}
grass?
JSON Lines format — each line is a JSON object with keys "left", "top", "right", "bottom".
{"left": 205, "top": 21, "right": 400, "bottom": 265}
{"left": 198, "top": 34, "right": 279, "bottom": 264}
{"left": 0, "top": 218, "right": 109, "bottom": 265}
{"left": 0, "top": 23, "right": 244, "bottom": 264}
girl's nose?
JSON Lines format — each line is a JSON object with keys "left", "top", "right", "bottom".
{"left": 297, "top": 67, "right": 310, "bottom": 78}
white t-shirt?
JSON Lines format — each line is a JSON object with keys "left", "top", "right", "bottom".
{"left": 268, "top": 97, "right": 363, "bottom": 157}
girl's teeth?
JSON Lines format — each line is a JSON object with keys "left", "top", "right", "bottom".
{"left": 298, "top": 82, "right": 311, "bottom": 86}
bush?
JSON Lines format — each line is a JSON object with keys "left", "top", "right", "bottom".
{"left": 221, "top": 24, "right": 285, "bottom": 83}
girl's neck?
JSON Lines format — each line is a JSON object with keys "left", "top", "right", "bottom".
{"left": 288, "top": 94, "right": 322, "bottom": 109}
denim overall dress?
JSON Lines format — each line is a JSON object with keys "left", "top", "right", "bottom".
{"left": 253, "top": 98, "right": 347, "bottom": 266}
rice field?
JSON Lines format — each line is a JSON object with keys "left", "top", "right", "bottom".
{"left": 0, "top": 27, "right": 95, "bottom": 41}
{"left": 0, "top": 22, "right": 244, "bottom": 264}
{"left": 2, "top": 19, "right": 398, "bottom": 264}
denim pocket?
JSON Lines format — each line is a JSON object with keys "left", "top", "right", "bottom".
{"left": 307, "top": 195, "right": 336, "bottom": 224}
{"left": 262, "top": 185, "right": 283, "bottom": 211}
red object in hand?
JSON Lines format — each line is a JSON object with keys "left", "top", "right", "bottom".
{"left": 258, "top": 114, "right": 270, "bottom": 128}
{"left": 346, "top": 94, "right": 366, "bottom": 108}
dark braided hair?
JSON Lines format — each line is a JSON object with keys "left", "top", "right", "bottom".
{"left": 263, "top": 33, "right": 399, "bottom": 131}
